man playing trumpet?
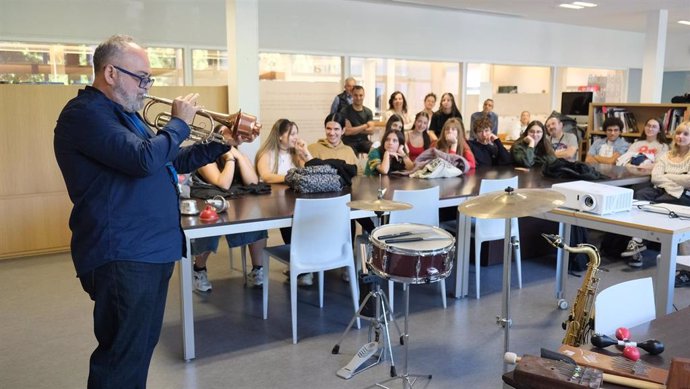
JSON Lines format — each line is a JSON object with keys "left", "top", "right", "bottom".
{"left": 53, "top": 34, "right": 239, "bottom": 389}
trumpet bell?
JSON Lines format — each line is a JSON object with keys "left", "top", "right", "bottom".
{"left": 142, "top": 95, "right": 261, "bottom": 145}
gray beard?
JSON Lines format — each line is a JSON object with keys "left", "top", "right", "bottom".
{"left": 113, "top": 82, "right": 144, "bottom": 112}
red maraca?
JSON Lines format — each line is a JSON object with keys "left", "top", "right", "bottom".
{"left": 622, "top": 345, "right": 641, "bottom": 361}
{"left": 615, "top": 327, "right": 630, "bottom": 341}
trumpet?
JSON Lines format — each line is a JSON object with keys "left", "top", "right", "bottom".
{"left": 142, "top": 94, "right": 261, "bottom": 144}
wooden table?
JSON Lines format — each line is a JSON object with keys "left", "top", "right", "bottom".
{"left": 503, "top": 306, "right": 690, "bottom": 388}
{"left": 179, "top": 164, "right": 649, "bottom": 360}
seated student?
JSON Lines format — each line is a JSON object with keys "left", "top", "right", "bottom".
{"left": 364, "top": 127, "right": 414, "bottom": 176}
{"left": 191, "top": 140, "right": 268, "bottom": 292}
{"left": 308, "top": 113, "right": 375, "bottom": 279}
{"left": 308, "top": 112, "right": 357, "bottom": 165}
{"left": 622, "top": 122, "right": 690, "bottom": 267}
{"left": 616, "top": 117, "right": 669, "bottom": 170}
{"left": 468, "top": 116, "right": 512, "bottom": 167}
{"left": 405, "top": 111, "right": 432, "bottom": 162}
{"left": 431, "top": 117, "right": 476, "bottom": 169}
{"left": 546, "top": 114, "right": 579, "bottom": 161}
{"left": 511, "top": 120, "right": 556, "bottom": 168}
{"left": 255, "top": 119, "right": 313, "bottom": 285}
{"left": 255, "top": 118, "right": 312, "bottom": 184}
{"left": 585, "top": 117, "right": 630, "bottom": 165}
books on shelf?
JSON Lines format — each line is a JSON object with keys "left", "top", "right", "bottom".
{"left": 661, "top": 108, "right": 685, "bottom": 135}
{"left": 596, "top": 106, "right": 638, "bottom": 133}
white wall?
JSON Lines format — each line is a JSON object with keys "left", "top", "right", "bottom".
{"left": 257, "top": 0, "right": 645, "bottom": 69}
{"left": 0, "top": 0, "right": 227, "bottom": 47}
{"left": 665, "top": 31, "right": 690, "bottom": 71}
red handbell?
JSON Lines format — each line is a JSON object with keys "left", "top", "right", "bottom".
{"left": 199, "top": 204, "right": 219, "bottom": 222}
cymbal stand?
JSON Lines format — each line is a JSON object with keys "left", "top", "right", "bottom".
{"left": 496, "top": 218, "right": 518, "bottom": 372}
{"left": 370, "top": 283, "right": 432, "bottom": 389}
{"left": 332, "top": 273, "right": 402, "bottom": 379}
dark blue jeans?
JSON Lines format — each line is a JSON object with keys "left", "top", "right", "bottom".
{"left": 79, "top": 260, "right": 175, "bottom": 389}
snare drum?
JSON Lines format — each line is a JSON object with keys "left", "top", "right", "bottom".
{"left": 368, "top": 223, "right": 455, "bottom": 284}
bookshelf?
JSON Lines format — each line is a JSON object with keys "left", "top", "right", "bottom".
{"left": 585, "top": 102, "right": 690, "bottom": 155}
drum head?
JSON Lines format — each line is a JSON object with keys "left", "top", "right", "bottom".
{"left": 371, "top": 223, "right": 454, "bottom": 256}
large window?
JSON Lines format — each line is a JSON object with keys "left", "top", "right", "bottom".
{"left": 258, "top": 53, "right": 341, "bottom": 82}
{"left": 350, "top": 57, "right": 459, "bottom": 118}
{"left": 0, "top": 42, "right": 94, "bottom": 84}
{"left": 192, "top": 49, "right": 228, "bottom": 86}
{"left": 0, "top": 42, "right": 184, "bottom": 86}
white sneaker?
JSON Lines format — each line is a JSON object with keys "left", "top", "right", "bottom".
{"left": 193, "top": 269, "right": 212, "bottom": 292}
{"left": 283, "top": 269, "right": 314, "bottom": 287}
{"left": 247, "top": 268, "right": 264, "bottom": 288}
{"left": 621, "top": 238, "right": 647, "bottom": 257}
{"left": 297, "top": 272, "right": 313, "bottom": 287}
{"left": 341, "top": 268, "right": 351, "bottom": 283}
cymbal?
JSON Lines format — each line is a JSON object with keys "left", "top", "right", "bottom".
{"left": 458, "top": 188, "right": 565, "bottom": 219}
{"left": 347, "top": 199, "right": 412, "bottom": 212}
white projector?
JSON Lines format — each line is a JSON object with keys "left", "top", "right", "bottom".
{"left": 551, "top": 181, "right": 633, "bottom": 215}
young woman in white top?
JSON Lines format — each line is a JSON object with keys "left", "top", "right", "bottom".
{"left": 254, "top": 118, "right": 314, "bottom": 284}
{"left": 382, "top": 91, "right": 413, "bottom": 130}
{"left": 616, "top": 117, "right": 669, "bottom": 170}
{"left": 621, "top": 122, "right": 690, "bottom": 267}
{"left": 255, "top": 118, "right": 312, "bottom": 184}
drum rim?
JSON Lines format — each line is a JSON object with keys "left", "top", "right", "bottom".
{"left": 370, "top": 223, "right": 455, "bottom": 256}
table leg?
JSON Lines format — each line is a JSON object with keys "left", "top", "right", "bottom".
{"left": 656, "top": 235, "right": 678, "bottom": 317}
{"left": 453, "top": 211, "right": 471, "bottom": 298}
{"left": 180, "top": 237, "right": 195, "bottom": 361}
{"left": 555, "top": 222, "right": 571, "bottom": 301}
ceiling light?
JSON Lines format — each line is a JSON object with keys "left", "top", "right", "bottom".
{"left": 678, "top": 20, "right": 690, "bottom": 26}
{"left": 572, "top": 2, "right": 598, "bottom": 7}
{"left": 559, "top": 3, "right": 584, "bottom": 9}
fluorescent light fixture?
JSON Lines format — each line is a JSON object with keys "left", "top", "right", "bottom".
{"left": 559, "top": 3, "right": 584, "bottom": 9}
{"left": 678, "top": 20, "right": 690, "bottom": 26}
{"left": 572, "top": 1, "right": 598, "bottom": 7}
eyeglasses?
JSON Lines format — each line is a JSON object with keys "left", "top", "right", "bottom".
{"left": 112, "top": 65, "right": 155, "bottom": 88}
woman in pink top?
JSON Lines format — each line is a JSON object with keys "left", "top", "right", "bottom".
{"left": 432, "top": 117, "right": 476, "bottom": 169}
{"left": 405, "top": 111, "right": 432, "bottom": 161}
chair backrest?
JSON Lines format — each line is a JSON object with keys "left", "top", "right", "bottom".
{"left": 290, "top": 194, "right": 352, "bottom": 267}
{"left": 594, "top": 277, "right": 655, "bottom": 336}
{"left": 389, "top": 186, "right": 440, "bottom": 227}
{"left": 476, "top": 176, "right": 519, "bottom": 238}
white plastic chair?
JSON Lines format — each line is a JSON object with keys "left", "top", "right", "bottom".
{"left": 594, "top": 277, "right": 655, "bottom": 336}
{"left": 474, "top": 176, "right": 522, "bottom": 299}
{"left": 387, "top": 186, "right": 447, "bottom": 310}
{"left": 262, "top": 194, "right": 360, "bottom": 344}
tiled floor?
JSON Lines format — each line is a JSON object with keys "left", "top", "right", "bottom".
{"left": 2, "top": 231, "right": 688, "bottom": 389}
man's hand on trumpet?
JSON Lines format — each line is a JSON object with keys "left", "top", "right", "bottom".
{"left": 171, "top": 93, "right": 200, "bottom": 125}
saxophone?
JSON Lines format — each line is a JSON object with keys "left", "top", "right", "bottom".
{"left": 542, "top": 233, "right": 601, "bottom": 347}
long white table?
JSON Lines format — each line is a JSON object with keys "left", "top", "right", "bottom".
{"left": 538, "top": 207, "right": 690, "bottom": 318}
{"left": 454, "top": 206, "right": 690, "bottom": 318}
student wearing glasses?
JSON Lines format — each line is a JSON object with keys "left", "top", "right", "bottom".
{"left": 54, "top": 35, "right": 232, "bottom": 389}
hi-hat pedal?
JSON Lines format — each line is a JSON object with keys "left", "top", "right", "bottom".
{"left": 336, "top": 342, "right": 380, "bottom": 379}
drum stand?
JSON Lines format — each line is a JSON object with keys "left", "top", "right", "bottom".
{"left": 369, "top": 283, "right": 432, "bottom": 389}
{"left": 332, "top": 273, "right": 403, "bottom": 379}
